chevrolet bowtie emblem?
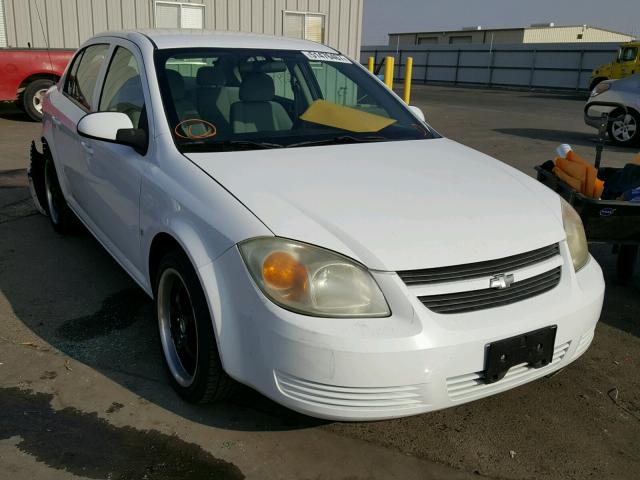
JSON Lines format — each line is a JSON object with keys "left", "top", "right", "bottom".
{"left": 490, "top": 273, "right": 515, "bottom": 290}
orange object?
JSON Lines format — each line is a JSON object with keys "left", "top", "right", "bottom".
{"left": 632, "top": 153, "right": 640, "bottom": 165}
{"left": 565, "top": 150, "right": 590, "bottom": 167}
{"left": 556, "top": 158, "right": 588, "bottom": 193}
{"left": 553, "top": 147, "right": 600, "bottom": 198}
{"left": 593, "top": 179, "right": 605, "bottom": 199}
{"left": 553, "top": 166, "right": 582, "bottom": 192}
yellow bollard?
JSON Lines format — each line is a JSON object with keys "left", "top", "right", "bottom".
{"left": 384, "top": 56, "right": 394, "bottom": 89}
{"left": 367, "top": 57, "right": 374, "bottom": 73}
{"left": 403, "top": 57, "right": 413, "bottom": 104}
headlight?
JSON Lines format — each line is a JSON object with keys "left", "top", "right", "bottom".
{"left": 561, "top": 198, "right": 589, "bottom": 271}
{"left": 239, "top": 237, "right": 390, "bottom": 318}
{"left": 590, "top": 82, "right": 610, "bottom": 97}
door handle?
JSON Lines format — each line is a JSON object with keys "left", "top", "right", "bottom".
{"left": 80, "top": 141, "right": 93, "bottom": 155}
{"left": 52, "top": 116, "right": 61, "bottom": 128}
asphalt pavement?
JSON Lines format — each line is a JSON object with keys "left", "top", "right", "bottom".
{"left": 0, "top": 85, "right": 638, "bottom": 480}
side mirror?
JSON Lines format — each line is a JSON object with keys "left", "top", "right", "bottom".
{"left": 77, "top": 112, "right": 147, "bottom": 154}
{"left": 408, "top": 105, "right": 425, "bottom": 122}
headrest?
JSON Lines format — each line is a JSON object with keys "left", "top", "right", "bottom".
{"left": 239, "top": 72, "right": 275, "bottom": 102}
{"left": 166, "top": 69, "right": 185, "bottom": 99}
{"left": 239, "top": 61, "right": 287, "bottom": 74}
{"left": 196, "top": 66, "right": 226, "bottom": 86}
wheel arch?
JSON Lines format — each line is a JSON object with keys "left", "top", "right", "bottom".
{"left": 146, "top": 228, "right": 231, "bottom": 364}
{"left": 18, "top": 72, "right": 60, "bottom": 94}
{"left": 589, "top": 77, "right": 608, "bottom": 91}
{"left": 146, "top": 225, "right": 221, "bottom": 298}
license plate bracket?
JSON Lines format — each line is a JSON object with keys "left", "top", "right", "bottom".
{"left": 484, "top": 325, "right": 557, "bottom": 384}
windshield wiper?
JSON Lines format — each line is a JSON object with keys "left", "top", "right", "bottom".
{"left": 186, "top": 139, "right": 284, "bottom": 152}
{"left": 286, "top": 135, "right": 388, "bottom": 149}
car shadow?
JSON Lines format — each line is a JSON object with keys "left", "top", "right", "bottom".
{"left": 0, "top": 182, "right": 326, "bottom": 433}
{"left": 0, "top": 102, "right": 34, "bottom": 122}
{"left": 493, "top": 127, "right": 635, "bottom": 151}
{"left": 522, "top": 92, "right": 589, "bottom": 102}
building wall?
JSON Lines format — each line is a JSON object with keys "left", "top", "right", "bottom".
{"left": 392, "top": 29, "right": 525, "bottom": 46}
{"left": 522, "top": 26, "right": 634, "bottom": 43}
{"left": 0, "top": 0, "right": 363, "bottom": 58}
{"left": 389, "top": 26, "right": 632, "bottom": 47}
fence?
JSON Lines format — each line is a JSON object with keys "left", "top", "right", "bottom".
{"left": 360, "top": 43, "right": 620, "bottom": 91}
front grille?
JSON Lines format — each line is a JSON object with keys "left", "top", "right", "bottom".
{"left": 398, "top": 244, "right": 560, "bottom": 285}
{"left": 418, "top": 266, "right": 561, "bottom": 314}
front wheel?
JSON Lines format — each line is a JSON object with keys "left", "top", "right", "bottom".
{"left": 23, "top": 78, "right": 54, "bottom": 122}
{"left": 155, "top": 250, "right": 238, "bottom": 403}
{"left": 608, "top": 109, "right": 640, "bottom": 146}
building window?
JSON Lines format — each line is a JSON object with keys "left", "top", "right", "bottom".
{"left": 449, "top": 36, "right": 472, "bottom": 44}
{"left": 155, "top": 1, "right": 204, "bottom": 29}
{"left": 418, "top": 37, "right": 438, "bottom": 45}
{"left": 283, "top": 11, "right": 325, "bottom": 43}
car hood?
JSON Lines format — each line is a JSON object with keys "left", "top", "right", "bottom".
{"left": 186, "top": 138, "right": 565, "bottom": 271}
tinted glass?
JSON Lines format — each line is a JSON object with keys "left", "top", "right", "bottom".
{"left": 155, "top": 48, "right": 436, "bottom": 152}
{"left": 65, "top": 44, "right": 109, "bottom": 110}
{"left": 99, "top": 47, "right": 145, "bottom": 129}
{"left": 621, "top": 47, "right": 638, "bottom": 62}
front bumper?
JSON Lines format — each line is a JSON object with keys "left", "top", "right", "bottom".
{"left": 202, "top": 244, "right": 604, "bottom": 421}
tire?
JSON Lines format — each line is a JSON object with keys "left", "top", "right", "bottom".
{"left": 23, "top": 78, "right": 54, "bottom": 122}
{"left": 155, "top": 249, "right": 238, "bottom": 403}
{"left": 43, "top": 153, "right": 79, "bottom": 234}
{"left": 607, "top": 109, "right": 640, "bottom": 147}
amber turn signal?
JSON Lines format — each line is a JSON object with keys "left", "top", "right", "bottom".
{"left": 262, "top": 251, "right": 308, "bottom": 295}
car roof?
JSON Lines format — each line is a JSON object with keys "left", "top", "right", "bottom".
{"left": 94, "top": 29, "right": 338, "bottom": 53}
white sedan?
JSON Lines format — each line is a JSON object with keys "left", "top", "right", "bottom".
{"left": 32, "top": 30, "right": 604, "bottom": 421}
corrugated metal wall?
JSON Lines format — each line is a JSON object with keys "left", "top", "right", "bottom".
{"left": 1, "top": 0, "right": 363, "bottom": 58}
{"left": 0, "top": 0, "right": 7, "bottom": 47}
{"left": 361, "top": 43, "right": 621, "bottom": 91}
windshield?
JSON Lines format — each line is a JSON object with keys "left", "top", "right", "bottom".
{"left": 154, "top": 48, "right": 437, "bottom": 152}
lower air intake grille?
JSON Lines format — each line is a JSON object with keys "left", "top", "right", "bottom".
{"left": 419, "top": 266, "right": 561, "bottom": 314}
{"left": 274, "top": 371, "right": 425, "bottom": 410}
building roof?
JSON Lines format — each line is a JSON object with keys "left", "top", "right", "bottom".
{"left": 389, "top": 25, "right": 633, "bottom": 37}
{"left": 91, "top": 29, "right": 337, "bottom": 52}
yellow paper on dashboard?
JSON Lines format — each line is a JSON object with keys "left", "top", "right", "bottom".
{"left": 300, "top": 100, "right": 396, "bottom": 133}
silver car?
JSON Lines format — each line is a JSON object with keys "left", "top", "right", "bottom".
{"left": 585, "top": 74, "right": 640, "bottom": 146}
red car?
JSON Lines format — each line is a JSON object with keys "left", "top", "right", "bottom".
{"left": 0, "top": 49, "right": 74, "bottom": 121}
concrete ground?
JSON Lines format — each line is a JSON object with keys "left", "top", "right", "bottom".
{"left": 1, "top": 85, "right": 639, "bottom": 480}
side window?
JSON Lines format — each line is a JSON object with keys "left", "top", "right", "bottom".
{"left": 64, "top": 44, "right": 109, "bottom": 110}
{"left": 621, "top": 47, "right": 638, "bottom": 62}
{"left": 99, "top": 47, "right": 146, "bottom": 129}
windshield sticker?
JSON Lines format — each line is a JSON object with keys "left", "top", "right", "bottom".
{"left": 302, "top": 51, "right": 351, "bottom": 63}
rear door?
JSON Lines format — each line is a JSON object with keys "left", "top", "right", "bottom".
{"left": 78, "top": 40, "right": 152, "bottom": 276}
{"left": 49, "top": 43, "right": 109, "bottom": 209}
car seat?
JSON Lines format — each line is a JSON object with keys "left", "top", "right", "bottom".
{"left": 230, "top": 72, "right": 293, "bottom": 134}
